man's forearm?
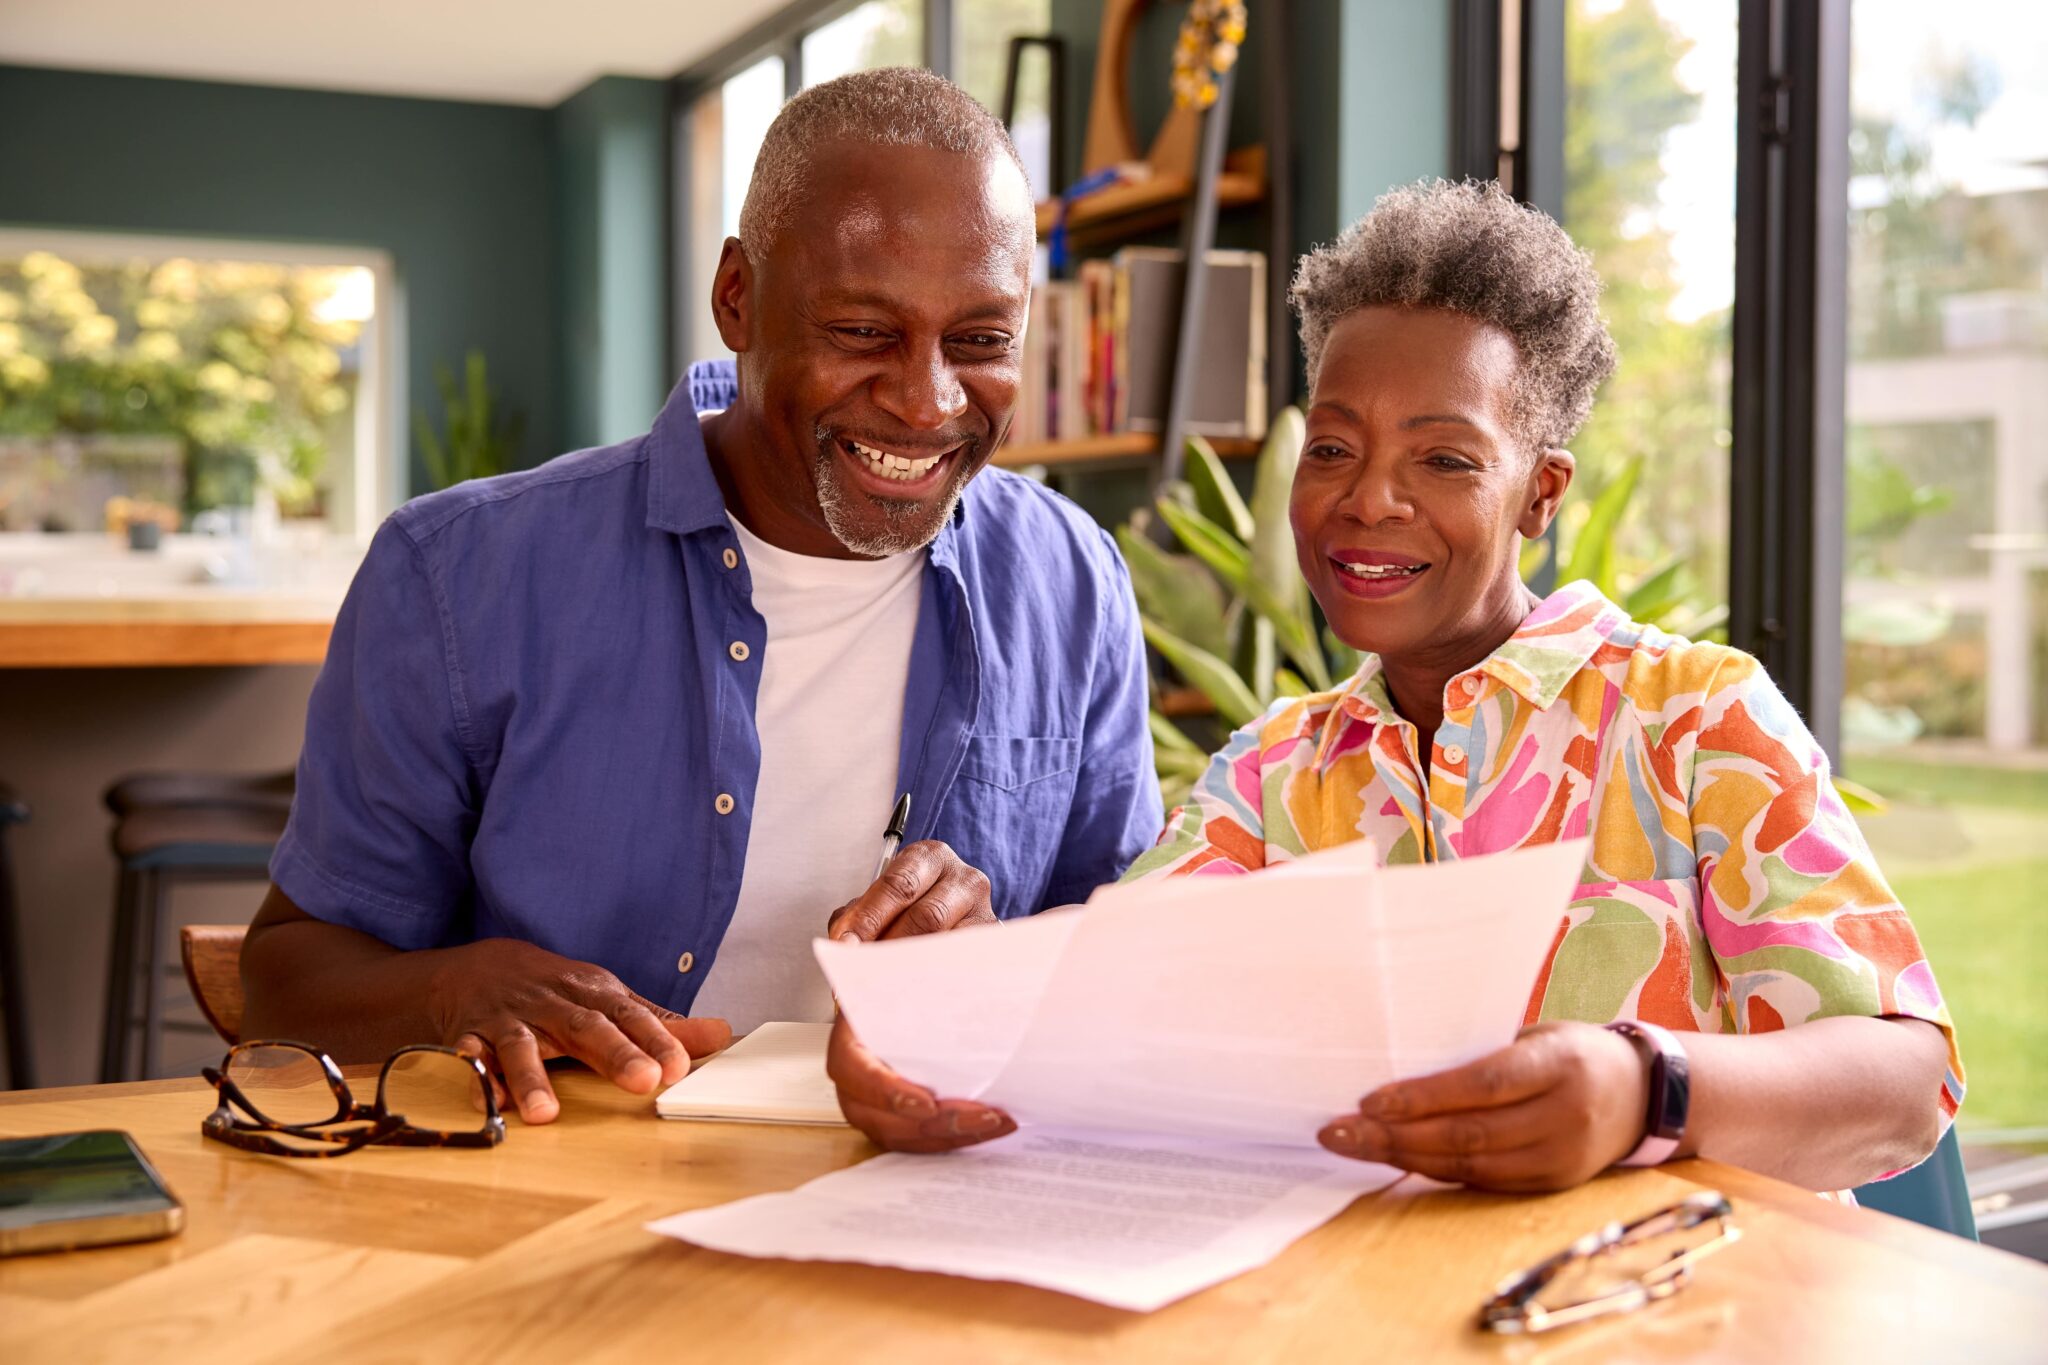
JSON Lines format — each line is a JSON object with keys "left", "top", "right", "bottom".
{"left": 239, "top": 887, "right": 457, "bottom": 1062}
{"left": 1681, "top": 1015, "right": 1949, "bottom": 1190}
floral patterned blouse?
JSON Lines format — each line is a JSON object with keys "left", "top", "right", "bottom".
{"left": 1125, "top": 581, "right": 1963, "bottom": 1127}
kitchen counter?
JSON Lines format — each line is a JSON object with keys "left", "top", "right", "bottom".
{"left": 0, "top": 532, "right": 356, "bottom": 667}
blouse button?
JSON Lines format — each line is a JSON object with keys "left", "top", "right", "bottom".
{"left": 1458, "top": 675, "right": 1479, "bottom": 696}
{"left": 722, "top": 547, "right": 739, "bottom": 570}
{"left": 677, "top": 951, "right": 695, "bottom": 974}
{"left": 714, "top": 793, "right": 735, "bottom": 815}
{"left": 1442, "top": 744, "right": 1468, "bottom": 766}
{"left": 729, "top": 641, "right": 751, "bottom": 662}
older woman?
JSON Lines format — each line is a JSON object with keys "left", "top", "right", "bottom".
{"left": 1123, "top": 179, "right": 1960, "bottom": 1193}
{"left": 831, "top": 180, "right": 1960, "bottom": 1192}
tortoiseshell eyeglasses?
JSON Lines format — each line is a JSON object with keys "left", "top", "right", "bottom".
{"left": 202, "top": 1040, "right": 505, "bottom": 1158}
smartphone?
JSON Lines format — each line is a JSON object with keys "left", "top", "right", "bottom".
{"left": 0, "top": 1130, "right": 185, "bottom": 1256}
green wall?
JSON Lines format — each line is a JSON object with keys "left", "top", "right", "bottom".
{"left": 0, "top": 63, "right": 562, "bottom": 493}
{"left": 552, "top": 76, "right": 672, "bottom": 449}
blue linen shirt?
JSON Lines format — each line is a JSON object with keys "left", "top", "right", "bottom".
{"left": 271, "top": 364, "right": 1161, "bottom": 1013}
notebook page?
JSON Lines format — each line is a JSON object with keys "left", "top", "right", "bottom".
{"left": 655, "top": 1022, "right": 844, "bottom": 1125}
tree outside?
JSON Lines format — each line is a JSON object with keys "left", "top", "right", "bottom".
{"left": 0, "top": 249, "right": 366, "bottom": 528}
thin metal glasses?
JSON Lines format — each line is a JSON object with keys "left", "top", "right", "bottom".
{"left": 202, "top": 1040, "right": 504, "bottom": 1158}
{"left": 1479, "top": 1190, "right": 1741, "bottom": 1334}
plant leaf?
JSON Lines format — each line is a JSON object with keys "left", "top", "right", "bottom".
{"left": 1185, "top": 434, "right": 1254, "bottom": 543}
{"left": 1559, "top": 455, "right": 1643, "bottom": 592}
{"left": 1273, "top": 667, "right": 1313, "bottom": 698}
{"left": 1148, "top": 709, "right": 1205, "bottom": 755}
{"left": 1238, "top": 613, "right": 1276, "bottom": 706}
{"left": 1622, "top": 557, "right": 1690, "bottom": 623}
{"left": 1241, "top": 572, "right": 1332, "bottom": 690}
{"left": 1248, "top": 406, "right": 1307, "bottom": 616}
{"left": 1142, "top": 619, "right": 1262, "bottom": 727}
{"left": 1831, "top": 775, "right": 1889, "bottom": 814}
{"left": 1155, "top": 497, "right": 1252, "bottom": 592}
{"left": 1117, "top": 526, "right": 1232, "bottom": 657}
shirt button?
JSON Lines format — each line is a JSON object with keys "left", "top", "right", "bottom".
{"left": 677, "top": 951, "right": 695, "bottom": 974}
{"left": 722, "top": 548, "right": 738, "bottom": 570}
{"left": 1458, "top": 675, "right": 1478, "bottom": 696}
{"left": 729, "top": 641, "right": 750, "bottom": 662}
{"left": 714, "top": 792, "right": 735, "bottom": 815}
{"left": 1442, "top": 744, "right": 1468, "bottom": 766}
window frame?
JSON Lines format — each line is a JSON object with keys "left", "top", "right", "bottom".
{"left": 0, "top": 224, "right": 403, "bottom": 543}
{"left": 667, "top": 0, "right": 968, "bottom": 371}
{"left": 1456, "top": 0, "right": 1851, "bottom": 755}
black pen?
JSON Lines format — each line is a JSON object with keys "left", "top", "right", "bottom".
{"left": 871, "top": 793, "right": 912, "bottom": 881}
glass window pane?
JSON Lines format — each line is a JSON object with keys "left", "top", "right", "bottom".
{"left": 956, "top": 0, "right": 1056, "bottom": 201}
{"left": 802, "top": 0, "right": 923, "bottom": 90}
{"left": 1560, "top": 0, "right": 1736, "bottom": 633}
{"left": 721, "top": 55, "right": 787, "bottom": 242}
{"left": 0, "top": 241, "right": 375, "bottom": 534}
{"left": 1841, "top": 0, "right": 2048, "bottom": 1145}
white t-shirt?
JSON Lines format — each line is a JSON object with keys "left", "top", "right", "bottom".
{"left": 686, "top": 515, "right": 925, "bottom": 1033}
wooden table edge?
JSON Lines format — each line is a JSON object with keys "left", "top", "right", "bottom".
{"left": 0, "top": 620, "right": 332, "bottom": 667}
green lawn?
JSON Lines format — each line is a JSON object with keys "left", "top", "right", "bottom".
{"left": 1847, "top": 753, "right": 2048, "bottom": 1134}
{"left": 1886, "top": 857, "right": 2048, "bottom": 1132}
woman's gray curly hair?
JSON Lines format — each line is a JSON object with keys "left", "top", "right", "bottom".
{"left": 1288, "top": 179, "right": 1618, "bottom": 450}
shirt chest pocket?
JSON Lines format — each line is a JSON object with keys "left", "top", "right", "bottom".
{"left": 942, "top": 734, "right": 1083, "bottom": 918}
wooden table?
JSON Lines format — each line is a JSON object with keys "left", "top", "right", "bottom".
{"left": 4, "top": 1074, "right": 2045, "bottom": 1363}
{"left": 0, "top": 600, "right": 334, "bottom": 668}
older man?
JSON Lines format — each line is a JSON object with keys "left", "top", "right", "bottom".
{"left": 241, "top": 69, "right": 1159, "bottom": 1126}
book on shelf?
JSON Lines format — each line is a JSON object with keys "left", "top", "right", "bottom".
{"left": 1008, "top": 248, "right": 1267, "bottom": 457}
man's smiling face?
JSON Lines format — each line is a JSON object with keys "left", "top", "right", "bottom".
{"left": 718, "top": 140, "right": 1035, "bottom": 558}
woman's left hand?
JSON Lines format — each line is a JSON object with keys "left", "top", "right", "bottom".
{"left": 1318, "top": 1020, "right": 1651, "bottom": 1192}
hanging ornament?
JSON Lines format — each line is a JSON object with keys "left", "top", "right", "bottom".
{"left": 1171, "top": 0, "right": 1250, "bottom": 110}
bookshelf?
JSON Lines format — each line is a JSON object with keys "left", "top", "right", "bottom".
{"left": 1014, "top": 0, "right": 1289, "bottom": 485}
{"left": 995, "top": 432, "right": 1258, "bottom": 470}
{"left": 1032, "top": 147, "right": 1268, "bottom": 249}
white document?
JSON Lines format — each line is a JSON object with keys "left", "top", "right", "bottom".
{"left": 655, "top": 1022, "right": 845, "bottom": 1125}
{"left": 646, "top": 1127, "right": 1401, "bottom": 1312}
{"left": 648, "top": 840, "right": 1590, "bottom": 1309}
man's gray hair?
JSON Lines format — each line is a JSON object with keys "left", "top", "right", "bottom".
{"left": 1289, "top": 178, "right": 1618, "bottom": 450}
{"left": 738, "top": 67, "right": 1032, "bottom": 258}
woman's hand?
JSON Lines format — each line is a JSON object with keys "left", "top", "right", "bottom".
{"left": 1317, "top": 1021, "right": 1649, "bottom": 1192}
{"left": 825, "top": 1014, "right": 1016, "bottom": 1152}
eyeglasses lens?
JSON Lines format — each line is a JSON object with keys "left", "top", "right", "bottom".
{"left": 382, "top": 1051, "right": 490, "bottom": 1134}
{"left": 225, "top": 1044, "right": 342, "bottom": 1127}
{"left": 1544, "top": 1215, "right": 1726, "bottom": 1310}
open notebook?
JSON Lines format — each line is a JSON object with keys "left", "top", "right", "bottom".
{"left": 654, "top": 1021, "right": 846, "bottom": 1125}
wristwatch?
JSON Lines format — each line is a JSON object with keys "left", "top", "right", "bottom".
{"left": 1604, "top": 1020, "right": 1690, "bottom": 1167}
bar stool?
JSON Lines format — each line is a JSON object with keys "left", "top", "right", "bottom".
{"left": 100, "top": 771, "right": 292, "bottom": 1083}
{"left": 0, "top": 780, "right": 33, "bottom": 1089}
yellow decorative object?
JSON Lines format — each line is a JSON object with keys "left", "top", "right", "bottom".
{"left": 1171, "top": 0, "right": 1251, "bottom": 110}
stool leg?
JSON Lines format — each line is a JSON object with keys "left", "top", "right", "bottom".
{"left": 101, "top": 867, "right": 141, "bottom": 1083}
{"left": 0, "top": 839, "right": 32, "bottom": 1090}
{"left": 140, "top": 870, "right": 170, "bottom": 1081}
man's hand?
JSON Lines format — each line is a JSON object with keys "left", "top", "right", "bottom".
{"left": 426, "top": 938, "right": 732, "bottom": 1125}
{"left": 825, "top": 841, "right": 997, "bottom": 942}
{"left": 1316, "top": 1021, "right": 1648, "bottom": 1192}
{"left": 825, "top": 1014, "right": 1015, "bottom": 1152}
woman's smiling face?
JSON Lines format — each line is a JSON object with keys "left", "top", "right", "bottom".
{"left": 1290, "top": 305, "right": 1575, "bottom": 667}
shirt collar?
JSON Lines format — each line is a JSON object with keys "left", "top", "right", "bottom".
{"left": 1479, "top": 580, "right": 1631, "bottom": 709}
{"left": 645, "top": 378, "right": 732, "bottom": 536}
{"left": 1331, "top": 579, "right": 1629, "bottom": 729}
{"left": 645, "top": 372, "right": 974, "bottom": 552}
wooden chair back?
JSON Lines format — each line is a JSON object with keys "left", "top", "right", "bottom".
{"left": 180, "top": 924, "right": 247, "bottom": 1045}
